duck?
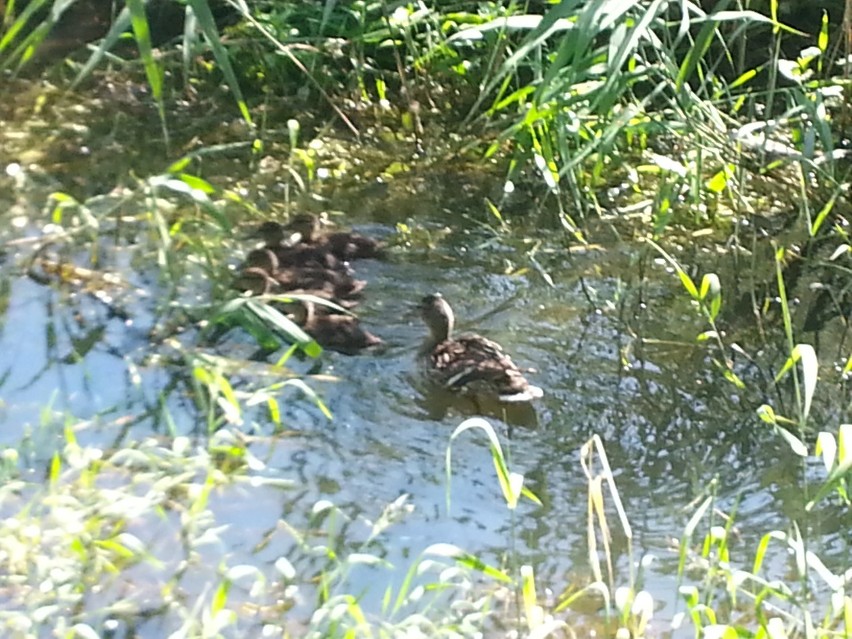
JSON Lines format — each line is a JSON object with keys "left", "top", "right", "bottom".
{"left": 232, "top": 266, "right": 276, "bottom": 296}
{"left": 417, "top": 293, "right": 543, "bottom": 402}
{"left": 287, "top": 299, "right": 383, "bottom": 355}
{"left": 275, "top": 268, "right": 366, "bottom": 301}
{"left": 241, "top": 248, "right": 366, "bottom": 301}
{"left": 232, "top": 266, "right": 359, "bottom": 310}
{"left": 242, "top": 248, "right": 279, "bottom": 273}
{"left": 250, "top": 221, "right": 347, "bottom": 271}
{"left": 231, "top": 267, "right": 358, "bottom": 313}
{"left": 285, "top": 213, "right": 385, "bottom": 260}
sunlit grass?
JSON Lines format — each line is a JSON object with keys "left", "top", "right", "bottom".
{"left": 0, "top": 421, "right": 510, "bottom": 637}
{"left": 1, "top": 1, "right": 850, "bottom": 636}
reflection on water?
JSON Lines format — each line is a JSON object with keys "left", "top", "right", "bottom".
{"left": 413, "top": 382, "right": 541, "bottom": 429}
{"left": 0, "top": 132, "right": 847, "bottom": 636}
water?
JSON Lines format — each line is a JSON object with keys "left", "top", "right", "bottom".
{"left": 0, "top": 91, "right": 848, "bottom": 637}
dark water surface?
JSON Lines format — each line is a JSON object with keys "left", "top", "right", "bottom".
{"left": 0, "top": 86, "right": 848, "bottom": 637}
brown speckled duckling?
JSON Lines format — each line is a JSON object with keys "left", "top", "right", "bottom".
{"left": 251, "top": 221, "right": 346, "bottom": 271}
{"left": 242, "top": 248, "right": 279, "bottom": 273}
{"left": 286, "top": 213, "right": 384, "bottom": 260}
{"left": 232, "top": 265, "right": 358, "bottom": 310}
{"left": 288, "top": 300, "right": 383, "bottom": 355}
{"left": 233, "top": 267, "right": 276, "bottom": 296}
{"left": 241, "top": 248, "right": 366, "bottom": 301}
{"left": 418, "top": 293, "right": 543, "bottom": 402}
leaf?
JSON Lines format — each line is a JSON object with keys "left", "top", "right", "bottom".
{"left": 676, "top": 11, "right": 718, "bottom": 91}
{"left": 810, "top": 191, "right": 838, "bottom": 236}
{"left": 187, "top": 0, "right": 252, "bottom": 125}
{"left": 280, "top": 379, "right": 332, "bottom": 419}
{"left": 246, "top": 299, "right": 322, "bottom": 357}
{"left": 818, "top": 10, "right": 829, "bottom": 54}
{"left": 126, "top": 0, "right": 168, "bottom": 148}
{"left": 756, "top": 404, "right": 777, "bottom": 424}
{"left": 211, "top": 579, "right": 230, "bottom": 615}
{"left": 806, "top": 424, "right": 852, "bottom": 510}
{"left": 168, "top": 156, "right": 194, "bottom": 174}
{"left": 729, "top": 67, "right": 758, "bottom": 89}
{"left": 422, "top": 543, "right": 512, "bottom": 583}
{"left": 177, "top": 173, "right": 216, "bottom": 194}
{"left": 815, "top": 431, "right": 837, "bottom": 472}
{"left": 446, "top": 417, "right": 540, "bottom": 512}
{"left": 275, "top": 557, "right": 296, "bottom": 579}
{"left": 792, "top": 344, "right": 818, "bottom": 422}
{"left": 148, "top": 174, "right": 231, "bottom": 230}
{"left": 777, "top": 426, "right": 808, "bottom": 457}
{"left": 700, "top": 273, "right": 722, "bottom": 320}
{"left": 71, "top": 8, "right": 133, "bottom": 88}
{"left": 706, "top": 164, "right": 734, "bottom": 194}
{"left": 840, "top": 422, "right": 851, "bottom": 467}
{"left": 828, "top": 244, "right": 850, "bottom": 261}
{"left": 646, "top": 239, "right": 699, "bottom": 299}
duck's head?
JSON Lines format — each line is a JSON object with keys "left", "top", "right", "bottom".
{"left": 233, "top": 267, "right": 275, "bottom": 296}
{"left": 285, "top": 299, "right": 313, "bottom": 325}
{"left": 250, "top": 221, "right": 290, "bottom": 246}
{"left": 243, "top": 248, "right": 279, "bottom": 273}
{"left": 284, "top": 214, "right": 322, "bottom": 242}
{"left": 418, "top": 293, "right": 454, "bottom": 342}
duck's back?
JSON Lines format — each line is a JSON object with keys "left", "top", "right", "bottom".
{"left": 428, "top": 334, "right": 542, "bottom": 401}
{"left": 322, "top": 232, "right": 384, "bottom": 260}
{"left": 307, "top": 313, "right": 383, "bottom": 354}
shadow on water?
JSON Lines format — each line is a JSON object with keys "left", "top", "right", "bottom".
{"left": 0, "top": 90, "right": 849, "bottom": 635}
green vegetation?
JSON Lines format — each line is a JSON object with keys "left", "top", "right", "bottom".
{"left": 0, "top": 0, "right": 850, "bottom": 636}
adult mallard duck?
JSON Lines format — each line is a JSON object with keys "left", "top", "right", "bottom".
{"left": 285, "top": 213, "right": 385, "bottom": 260}
{"left": 417, "top": 293, "right": 543, "bottom": 402}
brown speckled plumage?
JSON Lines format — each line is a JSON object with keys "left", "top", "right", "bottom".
{"left": 233, "top": 267, "right": 276, "bottom": 296}
{"left": 418, "top": 294, "right": 542, "bottom": 402}
{"left": 251, "top": 221, "right": 346, "bottom": 271}
{"left": 234, "top": 218, "right": 384, "bottom": 355}
{"left": 290, "top": 300, "right": 383, "bottom": 355}
{"left": 239, "top": 247, "right": 365, "bottom": 303}
{"left": 285, "top": 214, "right": 384, "bottom": 260}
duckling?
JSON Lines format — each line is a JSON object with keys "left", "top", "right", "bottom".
{"left": 232, "top": 266, "right": 358, "bottom": 310}
{"left": 232, "top": 267, "right": 276, "bottom": 296}
{"left": 417, "top": 293, "right": 543, "bottom": 402}
{"left": 286, "top": 213, "right": 385, "bottom": 260}
{"left": 242, "top": 248, "right": 279, "bottom": 274}
{"left": 241, "top": 247, "right": 366, "bottom": 301}
{"left": 288, "top": 299, "right": 383, "bottom": 355}
{"left": 275, "top": 267, "right": 366, "bottom": 300}
{"left": 251, "top": 221, "right": 346, "bottom": 271}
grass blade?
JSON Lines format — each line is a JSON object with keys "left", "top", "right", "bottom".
{"left": 187, "top": 0, "right": 252, "bottom": 125}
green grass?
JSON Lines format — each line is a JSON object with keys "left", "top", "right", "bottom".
{"left": 0, "top": 406, "right": 845, "bottom": 637}
{"left": 1, "top": 0, "right": 849, "bottom": 636}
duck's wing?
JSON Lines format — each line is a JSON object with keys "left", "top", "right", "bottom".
{"left": 431, "top": 335, "right": 536, "bottom": 398}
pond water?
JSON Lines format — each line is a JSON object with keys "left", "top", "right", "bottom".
{"left": 0, "top": 83, "right": 849, "bottom": 637}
